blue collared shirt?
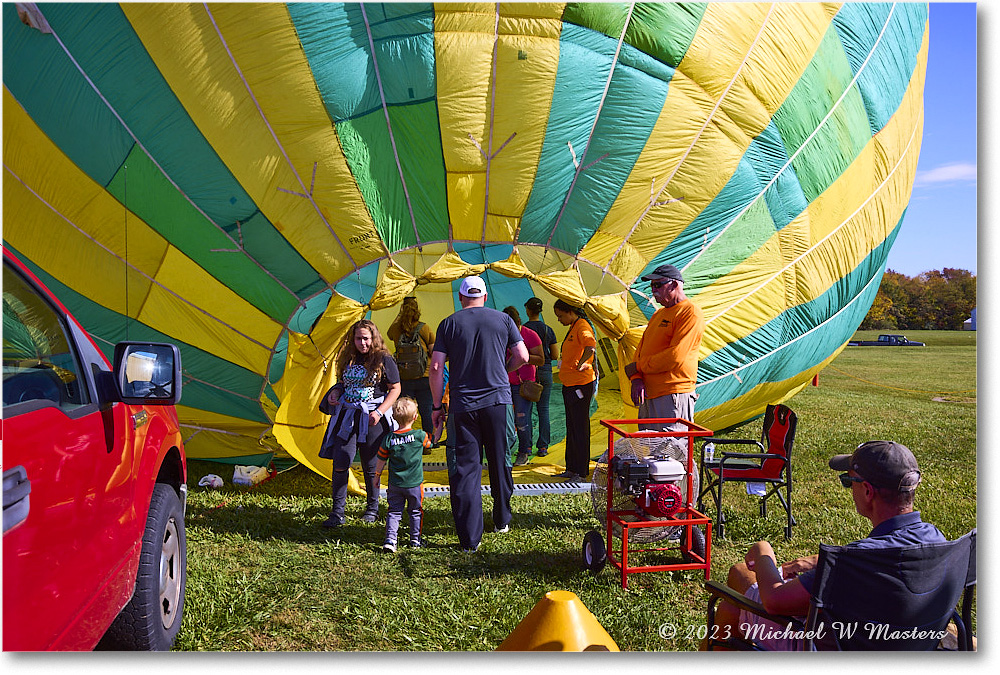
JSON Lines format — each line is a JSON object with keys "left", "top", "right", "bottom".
{"left": 798, "top": 511, "right": 946, "bottom": 594}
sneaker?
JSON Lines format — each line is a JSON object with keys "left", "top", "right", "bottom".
{"left": 409, "top": 539, "right": 423, "bottom": 549}
{"left": 536, "top": 448, "right": 549, "bottom": 457}
{"left": 361, "top": 510, "right": 379, "bottom": 523}
{"left": 561, "top": 472, "right": 582, "bottom": 482}
{"left": 514, "top": 452, "right": 530, "bottom": 466}
{"left": 321, "top": 516, "right": 343, "bottom": 528}
{"left": 494, "top": 524, "right": 510, "bottom": 534}
{"left": 383, "top": 541, "right": 397, "bottom": 553}
{"left": 554, "top": 470, "right": 573, "bottom": 478}
{"left": 461, "top": 544, "right": 479, "bottom": 553}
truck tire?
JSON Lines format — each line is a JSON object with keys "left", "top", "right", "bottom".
{"left": 97, "top": 483, "right": 186, "bottom": 650}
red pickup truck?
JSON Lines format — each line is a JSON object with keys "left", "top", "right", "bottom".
{"left": 2, "top": 246, "right": 187, "bottom": 650}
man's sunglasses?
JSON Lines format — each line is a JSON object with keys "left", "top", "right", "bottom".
{"left": 839, "top": 473, "right": 865, "bottom": 489}
{"left": 650, "top": 280, "right": 675, "bottom": 290}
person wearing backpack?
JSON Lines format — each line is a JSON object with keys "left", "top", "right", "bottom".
{"left": 388, "top": 297, "right": 436, "bottom": 445}
{"left": 523, "top": 297, "right": 559, "bottom": 459}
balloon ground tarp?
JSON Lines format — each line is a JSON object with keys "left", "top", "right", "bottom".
{"left": 3, "top": 3, "right": 927, "bottom": 486}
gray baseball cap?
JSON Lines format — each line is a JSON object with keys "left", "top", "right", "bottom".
{"left": 640, "top": 264, "right": 684, "bottom": 283}
{"left": 829, "top": 440, "right": 921, "bottom": 492}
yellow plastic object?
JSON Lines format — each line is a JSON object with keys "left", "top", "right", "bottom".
{"left": 496, "top": 590, "right": 619, "bottom": 652}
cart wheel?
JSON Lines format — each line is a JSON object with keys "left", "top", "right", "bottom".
{"left": 681, "top": 526, "right": 706, "bottom": 562}
{"left": 582, "top": 529, "right": 607, "bottom": 574}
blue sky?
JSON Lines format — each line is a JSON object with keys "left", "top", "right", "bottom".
{"left": 885, "top": 2, "right": 977, "bottom": 277}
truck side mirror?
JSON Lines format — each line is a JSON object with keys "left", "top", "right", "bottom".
{"left": 112, "top": 342, "right": 183, "bottom": 405}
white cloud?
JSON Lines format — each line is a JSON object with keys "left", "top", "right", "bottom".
{"left": 914, "top": 162, "right": 977, "bottom": 186}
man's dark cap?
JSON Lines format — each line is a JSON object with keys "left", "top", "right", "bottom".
{"left": 829, "top": 440, "right": 921, "bottom": 492}
{"left": 524, "top": 297, "right": 543, "bottom": 312}
{"left": 641, "top": 264, "right": 684, "bottom": 283}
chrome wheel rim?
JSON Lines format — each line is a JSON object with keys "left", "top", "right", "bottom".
{"left": 159, "top": 517, "right": 181, "bottom": 630}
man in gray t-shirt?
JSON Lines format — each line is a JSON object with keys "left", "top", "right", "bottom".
{"left": 430, "top": 276, "right": 527, "bottom": 551}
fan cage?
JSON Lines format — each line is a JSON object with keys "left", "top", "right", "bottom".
{"left": 590, "top": 435, "right": 701, "bottom": 543}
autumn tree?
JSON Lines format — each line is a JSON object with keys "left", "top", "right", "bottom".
{"left": 861, "top": 268, "right": 976, "bottom": 330}
{"left": 859, "top": 291, "right": 896, "bottom": 329}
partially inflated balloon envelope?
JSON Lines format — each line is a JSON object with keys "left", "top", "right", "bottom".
{"left": 3, "top": 3, "right": 927, "bottom": 476}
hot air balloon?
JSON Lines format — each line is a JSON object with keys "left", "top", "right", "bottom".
{"left": 3, "top": 2, "right": 928, "bottom": 480}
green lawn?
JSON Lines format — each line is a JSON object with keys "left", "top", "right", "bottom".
{"left": 177, "top": 330, "right": 976, "bottom": 651}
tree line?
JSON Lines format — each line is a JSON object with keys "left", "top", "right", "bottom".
{"left": 860, "top": 268, "right": 976, "bottom": 331}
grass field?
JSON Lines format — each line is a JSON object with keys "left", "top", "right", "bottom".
{"left": 177, "top": 330, "right": 976, "bottom": 651}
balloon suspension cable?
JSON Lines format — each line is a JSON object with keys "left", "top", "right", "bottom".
{"left": 470, "top": 129, "right": 518, "bottom": 243}
{"left": 604, "top": 177, "right": 685, "bottom": 281}
{"left": 359, "top": 2, "right": 421, "bottom": 249}
{"left": 308, "top": 333, "right": 330, "bottom": 375}
{"left": 544, "top": 2, "right": 634, "bottom": 250}
{"left": 480, "top": 3, "right": 502, "bottom": 246}
{"left": 123, "top": 162, "right": 130, "bottom": 342}
{"left": 43, "top": 0, "right": 330, "bottom": 301}
{"left": 210, "top": 219, "right": 244, "bottom": 252}
{"left": 609, "top": 2, "right": 777, "bottom": 277}
{"left": 204, "top": 1, "right": 368, "bottom": 269}
{"left": 483, "top": 261, "right": 496, "bottom": 308}
{"left": 275, "top": 162, "right": 318, "bottom": 200}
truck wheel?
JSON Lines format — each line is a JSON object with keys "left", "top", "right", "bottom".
{"left": 97, "top": 483, "right": 186, "bottom": 650}
{"left": 582, "top": 529, "right": 607, "bottom": 574}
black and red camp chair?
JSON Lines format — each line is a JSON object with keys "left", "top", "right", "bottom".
{"left": 697, "top": 404, "right": 796, "bottom": 539}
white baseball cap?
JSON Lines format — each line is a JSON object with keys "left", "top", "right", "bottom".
{"left": 459, "top": 275, "right": 487, "bottom": 297}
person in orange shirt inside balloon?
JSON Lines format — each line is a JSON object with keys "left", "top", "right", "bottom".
{"left": 624, "top": 264, "right": 704, "bottom": 431}
{"left": 553, "top": 299, "right": 597, "bottom": 482}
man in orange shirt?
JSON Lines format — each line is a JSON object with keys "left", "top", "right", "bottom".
{"left": 625, "top": 264, "right": 704, "bottom": 430}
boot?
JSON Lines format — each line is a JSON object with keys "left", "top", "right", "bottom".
{"left": 361, "top": 471, "right": 380, "bottom": 523}
{"left": 323, "top": 469, "right": 349, "bottom": 527}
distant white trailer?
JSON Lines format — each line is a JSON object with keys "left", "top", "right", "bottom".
{"left": 964, "top": 308, "right": 977, "bottom": 331}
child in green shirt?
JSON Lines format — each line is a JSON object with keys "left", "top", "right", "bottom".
{"left": 375, "top": 397, "right": 430, "bottom": 552}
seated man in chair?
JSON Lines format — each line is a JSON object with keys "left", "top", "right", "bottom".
{"left": 711, "top": 440, "right": 944, "bottom": 650}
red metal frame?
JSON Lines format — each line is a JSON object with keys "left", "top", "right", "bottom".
{"left": 600, "top": 418, "right": 715, "bottom": 589}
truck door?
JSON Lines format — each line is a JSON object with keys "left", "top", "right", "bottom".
{"left": 2, "top": 260, "right": 132, "bottom": 650}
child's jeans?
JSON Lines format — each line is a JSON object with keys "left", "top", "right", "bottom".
{"left": 384, "top": 484, "right": 424, "bottom": 546}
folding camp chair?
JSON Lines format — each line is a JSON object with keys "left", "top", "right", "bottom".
{"left": 704, "top": 529, "right": 977, "bottom": 651}
{"left": 697, "top": 404, "right": 796, "bottom": 539}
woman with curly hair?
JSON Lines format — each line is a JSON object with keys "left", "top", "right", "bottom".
{"left": 319, "top": 319, "right": 401, "bottom": 527}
